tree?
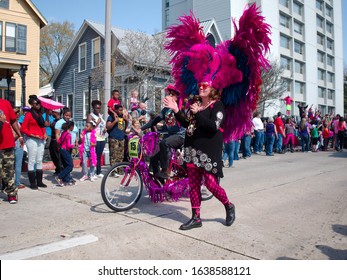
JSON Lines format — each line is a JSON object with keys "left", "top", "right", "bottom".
{"left": 258, "top": 60, "right": 286, "bottom": 115}
{"left": 91, "top": 30, "right": 172, "bottom": 111}
{"left": 40, "top": 21, "right": 75, "bottom": 86}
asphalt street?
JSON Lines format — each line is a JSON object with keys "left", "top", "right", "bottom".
{"left": 0, "top": 150, "right": 346, "bottom": 260}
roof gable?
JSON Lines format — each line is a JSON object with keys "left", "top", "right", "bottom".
{"left": 51, "top": 20, "right": 164, "bottom": 83}
{"left": 25, "top": 0, "right": 48, "bottom": 28}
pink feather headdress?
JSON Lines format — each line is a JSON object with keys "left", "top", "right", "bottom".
{"left": 164, "top": 4, "right": 272, "bottom": 142}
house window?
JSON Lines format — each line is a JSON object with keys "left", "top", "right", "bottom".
{"left": 318, "top": 105, "right": 326, "bottom": 115}
{"left": 327, "top": 90, "right": 334, "bottom": 100}
{"left": 295, "top": 81, "right": 304, "bottom": 94}
{"left": 17, "top": 24, "right": 27, "bottom": 54}
{"left": 326, "top": 6, "right": 333, "bottom": 18}
{"left": 92, "top": 37, "right": 100, "bottom": 68}
{"left": 56, "top": 95, "right": 63, "bottom": 104}
{"left": 318, "top": 87, "right": 325, "bottom": 98}
{"left": 326, "top": 22, "right": 333, "bottom": 35}
{"left": 293, "top": 1, "right": 303, "bottom": 16}
{"left": 282, "top": 78, "right": 292, "bottom": 92}
{"left": 279, "top": 0, "right": 289, "bottom": 8}
{"left": 317, "top": 68, "right": 325, "bottom": 81}
{"left": 5, "top": 22, "right": 16, "bottom": 52}
{"left": 293, "top": 20, "right": 303, "bottom": 35}
{"left": 79, "top": 43, "right": 87, "bottom": 72}
{"left": 165, "top": 0, "right": 169, "bottom": 8}
{"left": 316, "top": 16, "right": 324, "bottom": 29}
{"left": 295, "top": 60, "right": 304, "bottom": 74}
{"left": 280, "top": 34, "right": 291, "bottom": 49}
{"left": 327, "top": 38, "right": 334, "bottom": 51}
{"left": 294, "top": 40, "right": 304, "bottom": 55}
{"left": 0, "top": 21, "right": 2, "bottom": 51}
{"left": 280, "top": 13, "right": 290, "bottom": 28}
{"left": 83, "top": 90, "right": 90, "bottom": 119}
{"left": 317, "top": 51, "right": 325, "bottom": 63}
{"left": 316, "top": 0, "right": 323, "bottom": 11}
{"left": 0, "top": 0, "right": 9, "bottom": 9}
{"left": 327, "top": 72, "right": 334, "bottom": 83}
{"left": 280, "top": 55, "right": 291, "bottom": 70}
{"left": 317, "top": 33, "right": 324, "bottom": 46}
{"left": 165, "top": 9, "right": 169, "bottom": 28}
{"left": 327, "top": 55, "right": 334, "bottom": 67}
{"left": 67, "top": 94, "right": 74, "bottom": 117}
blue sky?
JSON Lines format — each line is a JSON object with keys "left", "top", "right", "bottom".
{"left": 32, "top": 0, "right": 346, "bottom": 67}
{"left": 31, "top": 0, "right": 163, "bottom": 34}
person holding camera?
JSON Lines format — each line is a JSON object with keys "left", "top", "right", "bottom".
{"left": 141, "top": 85, "right": 185, "bottom": 178}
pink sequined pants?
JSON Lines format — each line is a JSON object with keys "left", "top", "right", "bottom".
{"left": 187, "top": 164, "right": 229, "bottom": 210}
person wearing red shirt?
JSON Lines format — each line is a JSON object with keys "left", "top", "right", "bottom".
{"left": 107, "top": 89, "right": 121, "bottom": 116}
{"left": 20, "top": 95, "right": 48, "bottom": 189}
{"left": 274, "top": 112, "right": 285, "bottom": 153}
{"left": 0, "top": 98, "right": 23, "bottom": 204}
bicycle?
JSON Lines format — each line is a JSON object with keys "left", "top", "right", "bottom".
{"left": 101, "top": 132, "right": 214, "bottom": 212}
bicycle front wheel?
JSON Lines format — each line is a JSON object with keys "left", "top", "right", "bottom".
{"left": 101, "top": 162, "right": 143, "bottom": 212}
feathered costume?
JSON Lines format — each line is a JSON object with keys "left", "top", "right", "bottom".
{"left": 164, "top": 4, "right": 271, "bottom": 142}
{"left": 79, "top": 129, "right": 97, "bottom": 167}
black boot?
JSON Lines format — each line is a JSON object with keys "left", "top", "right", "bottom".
{"left": 225, "top": 203, "right": 236, "bottom": 226}
{"left": 28, "top": 171, "right": 38, "bottom": 190}
{"left": 36, "top": 169, "right": 47, "bottom": 188}
{"left": 179, "top": 209, "right": 202, "bottom": 230}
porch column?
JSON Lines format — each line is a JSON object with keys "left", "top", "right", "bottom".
{"left": 19, "top": 65, "right": 28, "bottom": 107}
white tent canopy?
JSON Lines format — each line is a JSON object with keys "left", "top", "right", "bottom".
{"left": 39, "top": 83, "right": 54, "bottom": 97}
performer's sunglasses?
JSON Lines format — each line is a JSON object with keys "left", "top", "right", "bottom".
{"left": 198, "top": 83, "right": 211, "bottom": 90}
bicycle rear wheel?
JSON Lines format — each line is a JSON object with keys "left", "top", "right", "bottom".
{"left": 201, "top": 185, "right": 213, "bottom": 201}
{"left": 101, "top": 162, "right": 143, "bottom": 211}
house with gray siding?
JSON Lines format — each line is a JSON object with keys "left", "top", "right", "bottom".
{"left": 51, "top": 20, "right": 170, "bottom": 126}
{"left": 51, "top": 19, "right": 223, "bottom": 126}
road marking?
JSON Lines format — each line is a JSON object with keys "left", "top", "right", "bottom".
{"left": 0, "top": 234, "right": 98, "bottom": 260}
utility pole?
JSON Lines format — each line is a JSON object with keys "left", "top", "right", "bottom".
{"left": 88, "top": 76, "right": 92, "bottom": 114}
{"left": 104, "top": 0, "right": 111, "bottom": 116}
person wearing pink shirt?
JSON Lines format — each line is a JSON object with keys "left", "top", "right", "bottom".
{"left": 335, "top": 117, "right": 346, "bottom": 152}
{"left": 55, "top": 121, "right": 76, "bottom": 186}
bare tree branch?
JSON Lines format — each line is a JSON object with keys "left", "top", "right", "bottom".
{"left": 40, "top": 21, "right": 75, "bottom": 86}
{"left": 258, "top": 60, "right": 286, "bottom": 115}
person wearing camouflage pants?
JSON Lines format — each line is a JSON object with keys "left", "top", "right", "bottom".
{"left": 106, "top": 104, "right": 128, "bottom": 166}
{"left": 0, "top": 98, "right": 24, "bottom": 204}
{"left": 0, "top": 149, "right": 16, "bottom": 198}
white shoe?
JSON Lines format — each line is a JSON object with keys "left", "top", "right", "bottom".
{"left": 79, "top": 175, "right": 89, "bottom": 182}
{"left": 96, "top": 174, "right": 104, "bottom": 178}
{"left": 90, "top": 175, "right": 98, "bottom": 182}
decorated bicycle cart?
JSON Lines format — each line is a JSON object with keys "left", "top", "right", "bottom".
{"left": 101, "top": 132, "right": 212, "bottom": 212}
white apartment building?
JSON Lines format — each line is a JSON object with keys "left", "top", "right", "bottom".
{"left": 162, "top": 0, "right": 344, "bottom": 116}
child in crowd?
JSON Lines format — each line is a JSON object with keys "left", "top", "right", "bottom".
{"left": 322, "top": 123, "right": 331, "bottom": 151}
{"left": 79, "top": 122, "right": 97, "bottom": 182}
{"left": 130, "top": 89, "right": 139, "bottom": 111}
{"left": 56, "top": 121, "right": 75, "bottom": 186}
{"left": 128, "top": 119, "right": 142, "bottom": 138}
{"left": 310, "top": 124, "right": 320, "bottom": 152}
{"left": 107, "top": 89, "right": 121, "bottom": 116}
{"left": 284, "top": 117, "right": 296, "bottom": 153}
